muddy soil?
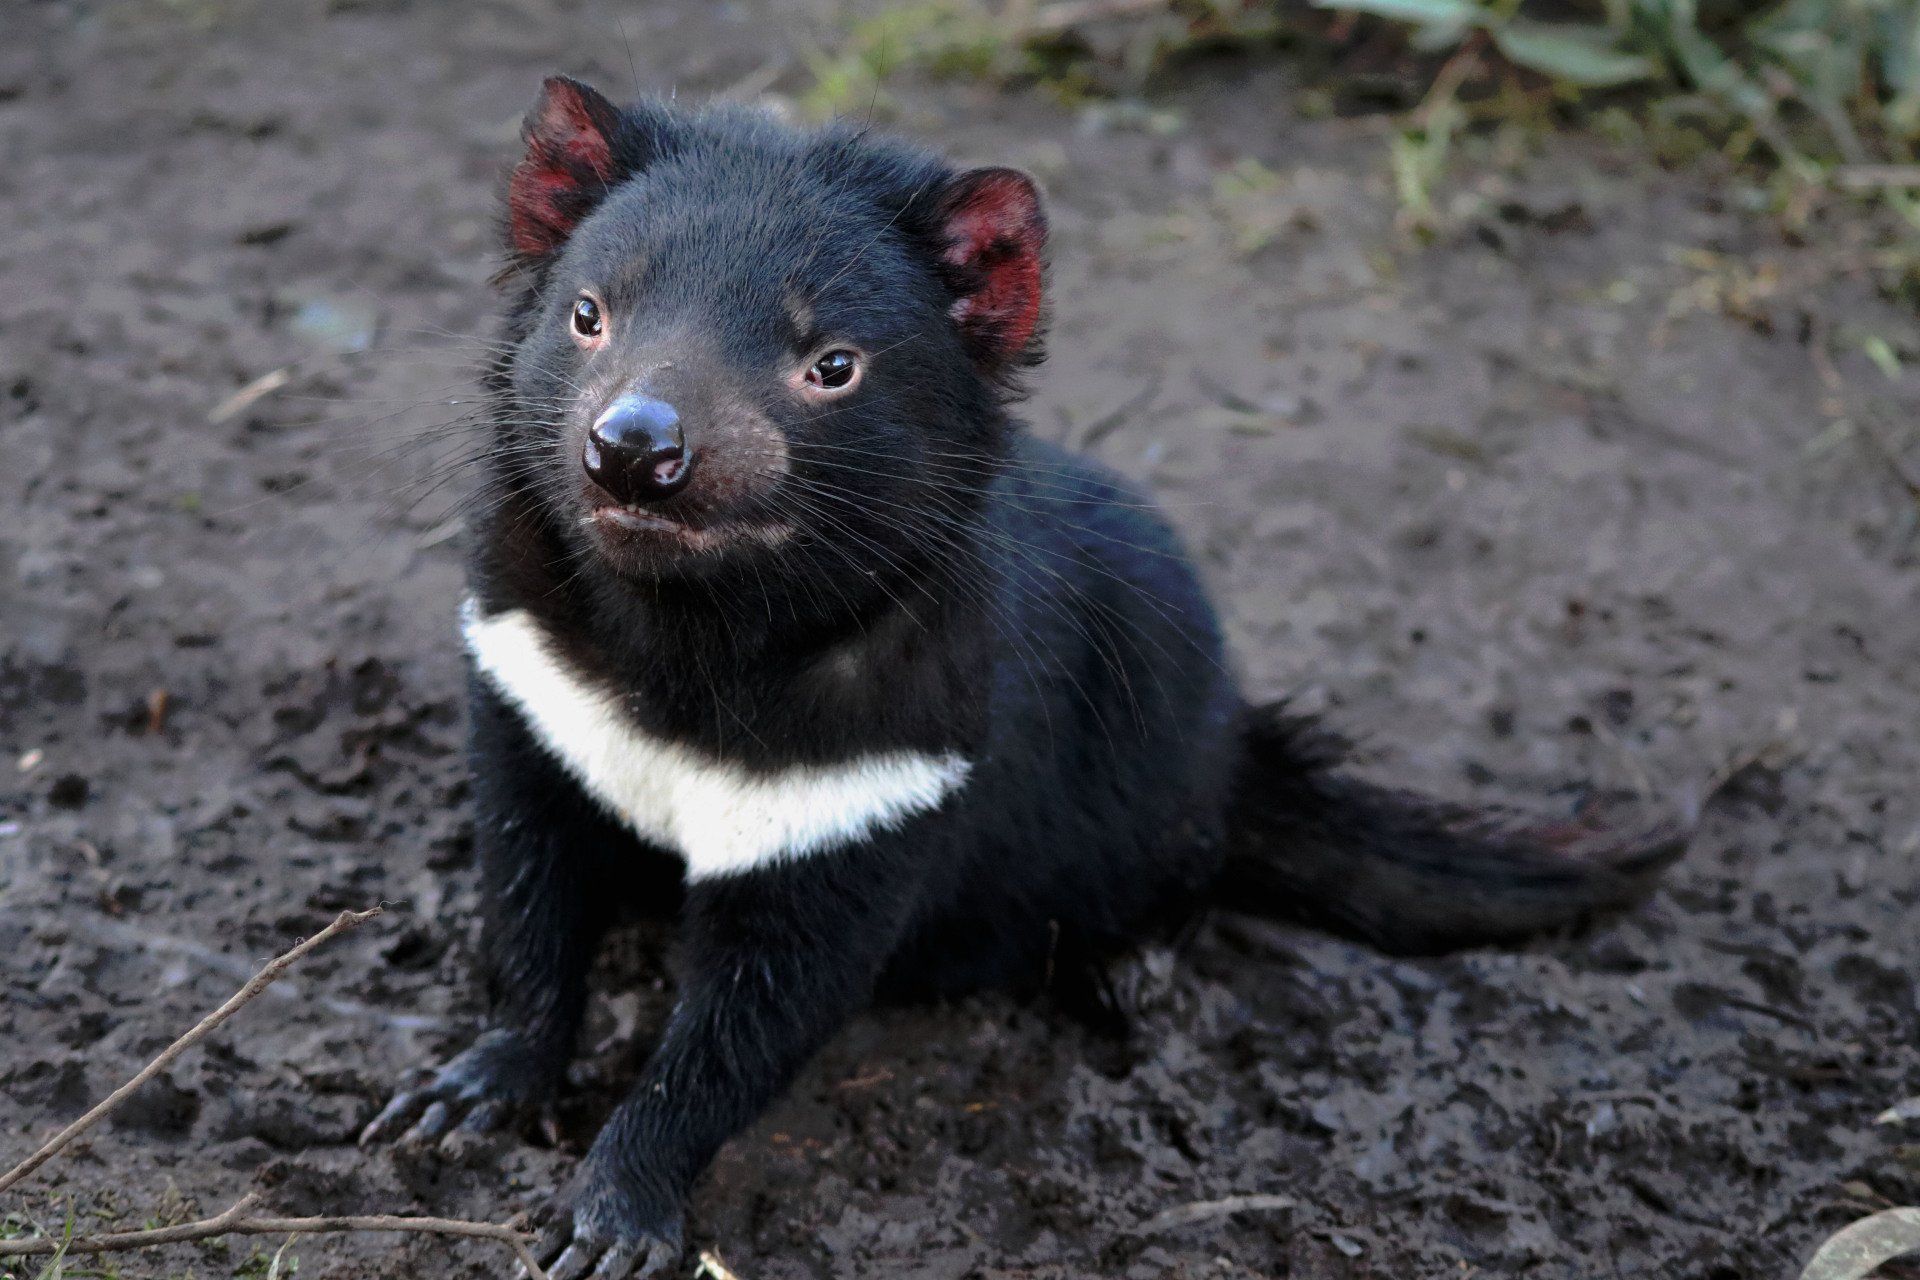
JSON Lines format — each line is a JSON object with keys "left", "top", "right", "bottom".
{"left": 3, "top": 2, "right": 1919, "bottom": 1277}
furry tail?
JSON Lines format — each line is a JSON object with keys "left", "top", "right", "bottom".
{"left": 1215, "top": 703, "right": 1692, "bottom": 955}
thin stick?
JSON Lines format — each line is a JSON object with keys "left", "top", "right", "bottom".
{"left": 1832, "top": 163, "right": 1920, "bottom": 191}
{"left": 1, "top": 1194, "right": 264, "bottom": 1256}
{"left": 0, "top": 1193, "right": 549, "bottom": 1279}
{"left": 0, "top": 907, "right": 382, "bottom": 1195}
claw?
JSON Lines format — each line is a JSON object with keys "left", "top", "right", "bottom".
{"left": 405, "top": 1099, "right": 455, "bottom": 1143}
{"left": 460, "top": 1098, "right": 512, "bottom": 1133}
{"left": 360, "top": 1089, "right": 424, "bottom": 1146}
{"left": 597, "top": 1238, "right": 676, "bottom": 1278}
{"left": 363, "top": 1029, "right": 555, "bottom": 1153}
{"left": 549, "top": 1242, "right": 596, "bottom": 1280}
{"left": 527, "top": 1163, "right": 683, "bottom": 1279}
{"left": 532, "top": 1208, "right": 680, "bottom": 1280}
{"left": 438, "top": 1098, "right": 512, "bottom": 1159}
{"left": 638, "top": 1240, "right": 678, "bottom": 1279}
{"left": 593, "top": 1241, "right": 642, "bottom": 1278}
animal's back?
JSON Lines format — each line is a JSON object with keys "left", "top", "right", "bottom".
{"left": 882, "top": 434, "right": 1241, "bottom": 998}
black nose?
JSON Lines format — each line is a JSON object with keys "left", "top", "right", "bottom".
{"left": 585, "top": 394, "right": 692, "bottom": 504}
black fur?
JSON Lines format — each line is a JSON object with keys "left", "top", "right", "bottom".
{"left": 362, "top": 84, "right": 1690, "bottom": 1277}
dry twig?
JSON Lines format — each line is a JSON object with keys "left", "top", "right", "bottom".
{"left": 0, "top": 1193, "right": 549, "bottom": 1279}
{"left": 0, "top": 907, "right": 383, "bottom": 1194}
{"left": 0, "top": 906, "right": 549, "bottom": 1278}
{"left": 1831, "top": 164, "right": 1920, "bottom": 191}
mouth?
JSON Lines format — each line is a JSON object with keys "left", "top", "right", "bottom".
{"left": 585, "top": 501, "right": 792, "bottom": 556}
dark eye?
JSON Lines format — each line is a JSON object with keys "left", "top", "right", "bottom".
{"left": 572, "top": 295, "right": 603, "bottom": 338}
{"left": 807, "top": 349, "right": 860, "bottom": 391}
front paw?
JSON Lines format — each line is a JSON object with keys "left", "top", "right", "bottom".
{"left": 528, "top": 1171, "right": 683, "bottom": 1280}
{"left": 360, "top": 1027, "right": 559, "bottom": 1149}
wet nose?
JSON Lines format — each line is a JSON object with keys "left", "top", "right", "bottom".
{"left": 584, "top": 394, "right": 692, "bottom": 504}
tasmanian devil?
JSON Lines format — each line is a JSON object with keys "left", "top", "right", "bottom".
{"left": 360, "top": 76, "right": 1690, "bottom": 1277}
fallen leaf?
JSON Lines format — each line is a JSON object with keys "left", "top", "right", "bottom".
{"left": 209, "top": 367, "right": 293, "bottom": 423}
{"left": 1877, "top": 1098, "right": 1920, "bottom": 1126}
{"left": 696, "top": 1251, "right": 747, "bottom": 1280}
{"left": 1800, "top": 1208, "right": 1920, "bottom": 1280}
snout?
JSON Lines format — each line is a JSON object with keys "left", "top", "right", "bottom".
{"left": 585, "top": 394, "right": 693, "bottom": 505}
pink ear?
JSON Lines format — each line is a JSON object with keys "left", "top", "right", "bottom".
{"left": 507, "top": 77, "right": 624, "bottom": 260}
{"left": 935, "top": 168, "right": 1047, "bottom": 366}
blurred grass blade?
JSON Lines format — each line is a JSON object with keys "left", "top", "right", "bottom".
{"left": 1879, "top": 1097, "right": 1920, "bottom": 1126}
{"left": 1878, "top": 5, "right": 1920, "bottom": 136}
{"left": 1409, "top": 16, "right": 1476, "bottom": 52}
{"left": 1800, "top": 1208, "right": 1920, "bottom": 1280}
{"left": 1494, "top": 23, "right": 1661, "bottom": 86}
{"left": 1313, "top": 0, "right": 1485, "bottom": 28}
{"left": 267, "top": 1234, "right": 300, "bottom": 1279}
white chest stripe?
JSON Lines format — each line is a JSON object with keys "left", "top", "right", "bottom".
{"left": 461, "top": 601, "right": 970, "bottom": 880}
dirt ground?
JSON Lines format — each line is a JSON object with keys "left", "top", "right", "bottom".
{"left": 3, "top": 1, "right": 1919, "bottom": 1277}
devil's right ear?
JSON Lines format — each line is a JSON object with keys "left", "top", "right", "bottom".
{"left": 505, "top": 77, "right": 638, "bottom": 261}
{"left": 928, "top": 167, "right": 1048, "bottom": 373}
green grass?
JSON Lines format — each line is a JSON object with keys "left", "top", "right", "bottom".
{"left": 1323, "top": 0, "right": 1920, "bottom": 228}
{"left": 232, "top": 1240, "right": 298, "bottom": 1279}
{"left": 804, "top": 0, "right": 1920, "bottom": 235}
{"left": 803, "top": 3, "right": 1010, "bottom": 116}
{"left": 0, "top": 1202, "right": 124, "bottom": 1280}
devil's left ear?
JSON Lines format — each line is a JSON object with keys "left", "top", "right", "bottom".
{"left": 506, "top": 76, "right": 633, "bottom": 261}
{"left": 931, "top": 167, "right": 1048, "bottom": 369}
